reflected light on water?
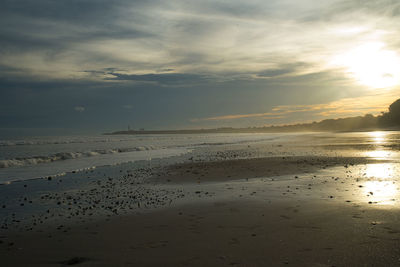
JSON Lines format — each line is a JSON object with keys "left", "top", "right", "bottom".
{"left": 365, "top": 150, "right": 391, "bottom": 159}
{"left": 369, "top": 131, "right": 386, "bottom": 144}
{"left": 364, "top": 131, "right": 390, "bottom": 159}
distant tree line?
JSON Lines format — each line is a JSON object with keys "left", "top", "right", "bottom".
{"left": 262, "top": 98, "right": 400, "bottom": 132}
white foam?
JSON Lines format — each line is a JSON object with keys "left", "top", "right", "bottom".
{"left": 0, "top": 146, "right": 158, "bottom": 169}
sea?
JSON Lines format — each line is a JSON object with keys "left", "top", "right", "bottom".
{"left": 1, "top": 131, "right": 400, "bottom": 185}
{"left": 0, "top": 133, "right": 286, "bottom": 184}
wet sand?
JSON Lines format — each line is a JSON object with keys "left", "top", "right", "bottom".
{"left": 151, "top": 156, "right": 379, "bottom": 184}
{"left": 4, "top": 200, "right": 400, "bottom": 267}
{"left": 2, "top": 154, "right": 400, "bottom": 266}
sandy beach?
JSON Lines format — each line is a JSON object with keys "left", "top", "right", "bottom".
{"left": 2, "top": 139, "right": 400, "bottom": 267}
{"left": 4, "top": 0, "right": 400, "bottom": 265}
{"left": 5, "top": 199, "right": 400, "bottom": 266}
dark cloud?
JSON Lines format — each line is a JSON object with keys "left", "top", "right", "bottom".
{"left": 0, "top": 1, "right": 154, "bottom": 52}
{"left": 1, "top": 0, "right": 147, "bottom": 24}
{"left": 257, "top": 69, "right": 294, "bottom": 78}
{"left": 257, "top": 63, "right": 309, "bottom": 78}
{"left": 81, "top": 68, "right": 213, "bottom": 85}
{"left": 106, "top": 72, "right": 212, "bottom": 85}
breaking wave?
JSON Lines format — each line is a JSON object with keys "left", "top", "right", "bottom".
{"left": 0, "top": 146, "right": 157, "bottom": 168}
{"left": 0, "top": 138, "right": 134, "bottom": 147}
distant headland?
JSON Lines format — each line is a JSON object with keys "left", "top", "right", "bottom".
{"left": 107, "top": 98, "right": 400, "bottom": 135}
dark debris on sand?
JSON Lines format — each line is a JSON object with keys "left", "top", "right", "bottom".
{"left": 60, "top": 256, "right": 89, "bottom": 265}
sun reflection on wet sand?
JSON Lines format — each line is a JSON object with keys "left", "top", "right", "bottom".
{"left": 363, "top": 163, "right": 394, "bottom": 179}
{"left": 359, "top": 163, "right": 399, "bottom": 205}
{"left": 356, "top": 132, "right": 400, "bottom": 205}
{"left": 363, "top": 181, "right": 398, "bottom": 205}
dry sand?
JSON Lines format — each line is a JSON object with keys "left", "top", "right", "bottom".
{"left": 2, "top": 156, "right": 400, "bottom": 266}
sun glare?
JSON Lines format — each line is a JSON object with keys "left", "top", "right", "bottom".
{"left": 334, "top": 42, "right": 400, "bottom": 88}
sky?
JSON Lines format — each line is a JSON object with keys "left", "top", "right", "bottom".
{"left": 1, "top": 0, "right": 400, "bottom": 135}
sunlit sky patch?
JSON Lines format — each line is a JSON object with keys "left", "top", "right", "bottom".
{"left": 1, "top": 0, "right": 400, "bottom": 133}
{"left": 332, "top": 42, "right": 400, "bottom": 88}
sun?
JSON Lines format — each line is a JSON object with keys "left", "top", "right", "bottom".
{"left": 334, "top": 42, "right": 400, "bottom": 89}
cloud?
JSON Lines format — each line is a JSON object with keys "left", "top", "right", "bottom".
{"left": 122, "top": 105, "right": 133, "bottom": 109}
{"left": 2, "top": 0, "right": 400, "bottom": 83}
{"left": 106, "top": 72, "right": 213, "bottom": 85}
{"left": 191, "top": 112, "right": 278, "bottom": 122}
{"left": 257, "top": 69, "right": 296, "bottom": 78}
{"left": 256, "top": 63, "right": 310, "bottom": 78}
{"left": 0, "top": 0, "right": 162, "bottom": 79}
{"left": 74, "top": 106, "right": 85, "bottom": 112}
{"left": 192, "top": 92, "right": 397, "bottom": 123}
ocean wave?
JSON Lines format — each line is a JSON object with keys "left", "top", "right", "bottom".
{"left": 0, "top": 138, "right": 136, "bottom": 147}
{"left": 0, "top": 146, "right": 157, "bottom": 168}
